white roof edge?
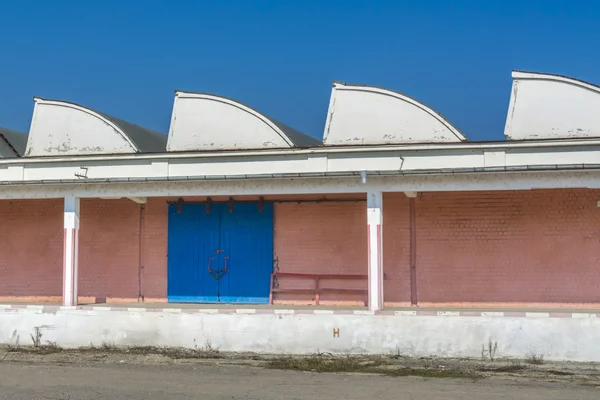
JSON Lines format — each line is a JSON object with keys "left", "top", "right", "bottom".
{"left": 30, "top": 98, "right": 139, "bottom": 151}
{"left": 330, "top": 82, "right": 468, "bottom": 142}
{"left": 511, "top": 71, "right": 600, "bottom": 94}
{"left": 171, "top": 91, "right": 294, "bottom": 147}
{"left": 5, "top": 136, "right": 600, "bottom": 166}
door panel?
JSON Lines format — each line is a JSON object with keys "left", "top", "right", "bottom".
{"left": 167, "top": 202, "right": 273, "bottom": 304}
{"left": 167, "top": 204, "right": 220, "bottom": 302}
{"left": 219, "top": 203, "right": 273, "bottom": 304}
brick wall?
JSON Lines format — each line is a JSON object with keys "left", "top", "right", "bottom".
{"left": 0, "top": 198, "right": 168, "bottom": 304}
{"left": 3, "top": 189, "right": 599, "bottom": 309}
{"left": 140, "top": 198, "right": 168, "bottom": 301}
{"left": 273, "top": 201, "right": 368, "bottom": 305}
{"left": 0, "top": 199, "right": 63, "bottom": 302}
{"left": 78, "top": 199, "right": 141, "bottom": 302}
{"left": 412, "top": 189, "right": 600, "bottom": 307}
{"left": 78, "top": 198, "right": 168, "bottom": 303}
{"left": 382, "top": 193, "right": 411, "bottom": 305}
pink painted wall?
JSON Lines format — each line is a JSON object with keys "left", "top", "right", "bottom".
{"left": 273, "top": 200, "right": 368, "bottom": 305}
{"left": 413, "top": 189, "right": 600, "bottom": 308}
{"left": 78, "top": 198, "right": 168, "bottom": 303}
{"left": 0, "top": 198, "right": 168, "bottom": 304}
{"left": 382, "top": 193, "right": 411, "bottom": 305}
{"left": 140, "top": 198, "right": 169, "bottom": 301}
{"left": 78, "top": 199, "right": 140, "bottom": 302}
{"left": 0, "top": 199, "right": 63, "bottom": 302}
{"left": 3, "top": 189, "right": 600, "bottom": 309}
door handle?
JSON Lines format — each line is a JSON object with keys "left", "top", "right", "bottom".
{"left": 223, "top": 256, "right": 229, "bottom": 273}
{"left": 208, "top": 256, "right": 229, "bottom": 280}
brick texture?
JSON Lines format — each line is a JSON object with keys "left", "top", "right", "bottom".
{"left": 78, "top": 199, "right": 141, "bottom": 302}
{"left": 0, "top": 198, "right": 168, "bottom": 304}
{"left": 78, "top": 198, "right": 168, "bottom": 303}
{"left": 414, "top": 189, "right": 600, "bottom": 307}
{"left": 382, "top": 193, "right": 411, "bottom": 305}
{"left": 141, "top": 198, "right": 168, "bottom": 301}
{"left": 273, "top": 201, "right": 368, "bottom": 305}
{"left": 0, "top": 199, "right": 63, "bottom": 302}
{"left": 4, "top": 189, "right": 599, "bottom": 309}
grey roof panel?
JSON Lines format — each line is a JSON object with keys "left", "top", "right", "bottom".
{"left": 95, "top": 111, "right": 167, "bottom": 153}
{"left": 269, "top": 118, "right": 321, "bottom": 147}
{"left": 0, "top": 126, "right": 28, "bottom": 157}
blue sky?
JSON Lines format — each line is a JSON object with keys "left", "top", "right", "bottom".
{"left": 1, "top": 0, "right": 599, "bottom": 141}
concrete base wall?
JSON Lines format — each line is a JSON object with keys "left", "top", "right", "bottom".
{"left": 1, "top": 306, "right": 599, "bottom": 362}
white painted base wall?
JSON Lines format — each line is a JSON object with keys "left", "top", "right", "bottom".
{"left": 1, "top": 307, "right": 598, "bottom": 362}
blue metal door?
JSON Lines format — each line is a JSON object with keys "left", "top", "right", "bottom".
{"left": 167, "top": 203, "right": 220, "bottom": 303}
{"left": 219, "top": 203, "right": 273, "bottom": 304}
{"left": 167, "top": 202, "right": 273, "bottom": 304}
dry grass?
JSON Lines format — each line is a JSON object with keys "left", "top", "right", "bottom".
{"left": 480, "top": 364, "right": 527, "bottom": 373}
{"left": 267, "top": 353, "right": 386, "bottom": 373}
{"left": 526, "top": 351, "right": 545, "bottom": 365}
{"left": 79, "top": 341, "right": 224, "bottom": 360}
{"left": 266, "top": 353, "right": 478, "bottom": 379}
{"left": 6, "top": 340, "right": 223, "bottom": 359}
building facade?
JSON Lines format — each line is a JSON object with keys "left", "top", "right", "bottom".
{"left": 2, "top": 71, "right": 600, "bottom": 360}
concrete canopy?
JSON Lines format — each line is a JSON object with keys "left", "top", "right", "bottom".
{"left": 505, "top": 71, "right": 600, "bottom": 140}
{"left": 0, "top": 127, "right": 27, "bottom": 158}
{"left": 25, "top": 98, "right": 166, "bottom": 157}
{"left": 167, "top": 91, "right": 320, "bottom": 151}
{"left": 323, "top": 82, "right": 467, "bottom": 146}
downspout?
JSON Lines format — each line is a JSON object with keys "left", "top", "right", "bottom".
{"left": 138, "top": 203, "right": 146, "bottom": 302}
{"left": 409, "top": 197, "right": 418, "bottom": 306}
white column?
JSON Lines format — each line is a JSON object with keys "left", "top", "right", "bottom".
{"left": 63, "top": 196, "right": 80, "bottom": 307}
{"left": 367, "top": 191, "right": 384, "bottom": 311}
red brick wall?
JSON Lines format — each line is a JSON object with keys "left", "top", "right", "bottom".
{"left": 78, "top": 199, "right": 141, "bottom": 302}
{"left": 273, "top": 201, "right": 368, "bottom": 305}
{"left": 3, "top": 190, "right": 599, "bottom": 309}
{"left": 382, "top": 193, "right": 411, "bottom": 305}
{"left": 78, "top": 198, "right": 168, "bottom": 303}
{"left": 413, "top": 189, "right": 600, "bottom": 307}
{"left": 140, "top": 198, "right": 168, "bottom": 301}
{"left": 0, "top": 199, "right": 63, "bottom": 302}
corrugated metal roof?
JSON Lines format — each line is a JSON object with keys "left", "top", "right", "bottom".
{"left": 0, "top": 126, "right": 27, "bottom": 157}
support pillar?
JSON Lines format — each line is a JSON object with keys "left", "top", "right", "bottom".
{"left": 63, "top": 196, "right": 80, "bottom": 306}
{"left": 367, "top": 191, "right": 384, "bottom": 311}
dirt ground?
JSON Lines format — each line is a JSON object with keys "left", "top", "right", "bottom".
{"left": 1, "top": 346, "right": 599, "bottom": 399}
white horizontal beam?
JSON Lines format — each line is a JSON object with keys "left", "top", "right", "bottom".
{"left": 1, "top": 143, "right": 600, "bottom": 186}
{"left": 0, "top": 170, "right": 599, "bottom": 200}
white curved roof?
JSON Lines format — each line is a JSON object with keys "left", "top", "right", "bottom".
{"left": 505, "top": 71, "right": 600, "bottom": 140}
{"left": 167, "top": 91, "right": 319, "bottom": 151}
{"left": 323, "top": 82, "right": 467, "bottom": 146}
{"left": 25, "top": 98, "right": 166, "bottom": 157}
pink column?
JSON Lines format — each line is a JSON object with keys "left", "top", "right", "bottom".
{"left": 367, "top": 191, "right": 383, "bottom": 311}
{"left": 63, "top": 196, "right": 80, "bottom": 307}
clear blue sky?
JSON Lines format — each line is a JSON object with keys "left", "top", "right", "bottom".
{"left": 1, "top": 0, "right": 599, "bottom": 141}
